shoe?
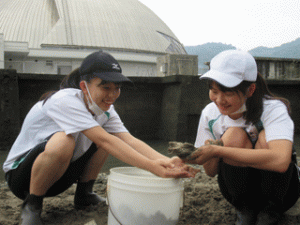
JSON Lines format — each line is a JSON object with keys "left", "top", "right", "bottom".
{"left": 235, "top": 210, "right": 257, "bottom": 225}
{"left": 20, "top": 194, "right": 44, "bottom": 225}
{"left": 256, "top": 211, "right": 280, "bottom": 225}
{"left": 74, "top": 180, "right": 106, "bottom": 209}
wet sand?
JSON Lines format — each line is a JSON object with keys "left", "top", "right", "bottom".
{"left": 1, "top": 166, "right": 300, "bottom": 225}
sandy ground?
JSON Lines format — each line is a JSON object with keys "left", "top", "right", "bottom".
{"left": 1, "top": 167, "right": 300, "bottom": 225}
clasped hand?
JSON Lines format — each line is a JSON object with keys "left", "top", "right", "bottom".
{"left": 184, "top": 139, "right": 219, "bottom": 165}
{"left": 153, "top": 157, "right": 200, "bottom": 178}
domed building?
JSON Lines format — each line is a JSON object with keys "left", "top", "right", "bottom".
{"left": 0, "top": 0, "right": 187, "bottom": 76}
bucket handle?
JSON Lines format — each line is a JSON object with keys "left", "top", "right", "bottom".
{"left": 106, "top": 187, "right": 123, "bottom": 225}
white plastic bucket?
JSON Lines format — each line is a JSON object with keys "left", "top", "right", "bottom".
{"left": 107, "top": 167, "right": 184, "bottom": 225}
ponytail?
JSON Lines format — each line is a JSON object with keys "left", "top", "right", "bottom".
{"left": 39, "top": 67, "right": 102, "bottom": 104}
{"left": 245, "top": 72, "right": 291, "bottom": 124}
{"left": 40, "top": 68, "right": 82, "bottom": 103}
{"left": 60, "top": 68, "right": 81, "bottom": 89}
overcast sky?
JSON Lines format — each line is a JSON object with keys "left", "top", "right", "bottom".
{"left": 138, "top": 0, "right": 300, "bottom": 51}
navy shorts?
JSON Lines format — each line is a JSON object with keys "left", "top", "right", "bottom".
{"left": 217, "top": 160, "right": 300, "bottom": 213}
{"left": 5, "top": 138, "right": 98, "bottom": 200}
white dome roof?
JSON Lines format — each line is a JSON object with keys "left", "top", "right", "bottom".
{"left": 0, "top": 0, "right": 186, "bottom": 54}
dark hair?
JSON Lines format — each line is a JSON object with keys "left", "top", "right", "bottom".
{"left": 39, "top": 68, "right": 116, "bottom": 104}
{"left": 59, "top": 68, "right": 81, "bottom": 89}
{"left": 40, "top": 68, "right": 84, "bottom": 103}
{"left": 208, "top": 72, "right": 291, "bottom": 124}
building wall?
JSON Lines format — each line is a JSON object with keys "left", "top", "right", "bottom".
{"left": 256, "top": 58, "right": 300, "bottom": 79}
{"left": 16, "top": 74, "right": 207, "bottom": 143}
{"left": 3, "top": 50, "right": 159, "bottom": 77}
{"left": 4, "top": 57, "right": 158, "bottom": 77}
{"left": 1, "top": 70, "right": 300, "bottom": 151}
{"left": 0, "top": 70, "right": 20, "bottom": 150}
{"left": 156, "top": 54, "right": 198, "bottom": 77}
{"left": 0, "top": 34, "right": 4, "bottom": 69}
{"left": 158, "top": 76, "right": 209, "bottom": 143}
{"left": 267, "top": 80, "right": 300, "bottom": 135}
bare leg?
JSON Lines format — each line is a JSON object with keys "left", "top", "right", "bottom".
{"left": 74, "top": 147, "right": 109, "bottom": 209}
{"left": 219, "top": 128, "right": 258, "bottom": 225}
{"left": 30, "top": 132, "right": 75, "bottom": 196}
{"left": 221, "top": 127, "right": 253, "bottom": 167}
{"left": 79, "top": 147, "right": 109, "bottom": 182}
{"left": 255, "top": 130, "right": 268, "bottom": 149}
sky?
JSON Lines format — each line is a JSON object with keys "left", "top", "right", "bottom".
{"left": 138, "top": 0, "right": 300, "bottom": 51}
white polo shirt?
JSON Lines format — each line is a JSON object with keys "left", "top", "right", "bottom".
{"left": 195, "top": 98, "right": 294, "bottom": 148}
{"left": 3, "top": 88, "right": 128, "bottom": 173}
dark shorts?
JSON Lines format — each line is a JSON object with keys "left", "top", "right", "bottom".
{"left": 5, "top": 139, "right": 98, "bottom": 200}
{"left": 217, "top": 160, "right": 300, "bottom": 213}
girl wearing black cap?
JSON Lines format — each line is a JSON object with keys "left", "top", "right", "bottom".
{"left": 186, "top": 50, "right": 300, "bottom": 225}
{"left": 3, "top": 51, "right": 197, "bottom": 225}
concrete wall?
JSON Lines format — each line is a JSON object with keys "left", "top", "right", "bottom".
{"left": 267, "top": 80, "right": 300, "bottom": 134}
{"left": 158, "top": 76, "right": 209, "bottom": 143}
{"left": 0, "top": 34, "right": 4, "bottom": 69}
{"left": 3, "top": 51, "right": 159, "bottom": 77}
{"left": 16, "top": 74, "right": 208, "bottom": 143}
{"left": 0, "top": 70, "right": 20, "bottom": 150}
{"left": 256, "top": 57, "right": 300, "bottom": 79}
{"left": 1, "top": 69, "right": 300, "bottom": 151}
{"left": 156, "top": 54, "right": 198, "bottom": 77}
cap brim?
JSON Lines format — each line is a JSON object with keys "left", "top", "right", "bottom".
{"left": 200, "top": 69, "right": 242, "bottom": 88}
{"left": 93, "top": 72, "right": 133, "bottom": 85}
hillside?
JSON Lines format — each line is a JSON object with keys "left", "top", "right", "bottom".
{"left": 184, "top": 43, "right": 236, "bottom": 73}
{"left": 185, "top": 38, "right": 300, "bottom": 74}
{"left": 249, "top": 38, "right": 300, "bottom": 59}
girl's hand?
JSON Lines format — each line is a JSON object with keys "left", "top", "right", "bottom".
{"left": 184, "top": 139, "right": 222, "bottom": 165}
{"left": 150, "top": 158, "right": 199, "bottom": 178}
{"left": 205, "top": 139, "right": 223, "bottom": 146}
{"left": 184, "top": 144, "right": 217, "bottom": 165}
{"left": 170, "top": 156, "right": 200, "bottom": 176}
{"left": 169, "top": 156, "right": 184, "bottom": 166}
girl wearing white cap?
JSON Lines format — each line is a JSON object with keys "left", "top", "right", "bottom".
{"left": 187, "top": 50, "right": 300, "bottom": 225}
{"left": 3, "top": 51, "right": 197, "bottom": 225}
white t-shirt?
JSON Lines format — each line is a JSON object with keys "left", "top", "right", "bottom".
{"left": 3, "top": 88, "right": 128, "bottom": 173}
{"left": 195, "top": 98, "right": 294, "bottom": 148}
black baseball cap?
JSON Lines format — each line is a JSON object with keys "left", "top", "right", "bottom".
{"left": 79, "top": 51, "right": 133, "bottom": 84}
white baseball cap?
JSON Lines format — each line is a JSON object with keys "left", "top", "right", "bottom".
{"left": 200, "top": 50, "right": 257, "bottom": 88}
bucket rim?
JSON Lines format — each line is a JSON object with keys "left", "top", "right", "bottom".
{"left": 109, "top": 167, "right": 181, "bottom": 181}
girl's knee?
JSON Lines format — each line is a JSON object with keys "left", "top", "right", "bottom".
{"left": 255, "top": 130, "right": 268, "bottom": 149}
{"left": 222, "top": 127, "right": 252, "bottom": 148}
{"left": 44, "top": 132, "right": 75, "bottom": 161}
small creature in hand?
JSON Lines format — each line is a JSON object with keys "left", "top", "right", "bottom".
{"left": 168, "top": 140, "right": 223, "bottom": 159}
{"left": 168, "top": 142, "right": 196, "bottom": 159}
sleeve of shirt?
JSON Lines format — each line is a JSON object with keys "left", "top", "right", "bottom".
{"left": 262, "top": 100, "right": 294, "bottom": 143}
{"left": 42, "top": 93, "right": 99, "bottom": 135}
{"left": 194, "top": 105, "right": 216, "bottom": 148}
{"left": 102, "top": 106, "right": 129, "bottom": 134}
